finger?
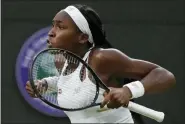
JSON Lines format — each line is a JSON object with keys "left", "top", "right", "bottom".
{"left": 26, "top": 88, "right": 34, "bottom": 93}
{"left": 27, "top": 90, "right": 36, "bottom": 96}
{"left": 26, "top": 81, "right": 36, "bottom": 87}
{"left": 26, "top": 85, "right": 33, "bottom": 92}
{"left": 28, "top": 93, "right": 37, "bottom": 98}
{"left": 26, "top": 86, "right": 36, "bottom": 94}
{"left": 120, "top": 98, "right": 129, "bottom": 107}
{"left": 100, "top": 93, "right": 111, "bottom": 108}
{"left": 107, "top": 100, "right": 119, "bottom": 109}
{"left": 103, "top": 87, "right": 114, "bottom": 97}
{"left": 107, "top": 95, "right": 122, "bottom": 109}
{"left": 27, "top": 80, "right": 38, "bottom": 90}
{"left": 26, "top": 81, "right": 31, "bottom": 86}
{"left": 110, "top": 96, "right": 129, "bottom": 108}
{"left": 27, "top": 91, "right": 35, "bottom": 95}
{"left": 103, "top": 91, "right": 108, "bottom": 97}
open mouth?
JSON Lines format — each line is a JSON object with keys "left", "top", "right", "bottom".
{"left": 47, "top": 40, "right": 52, "bottom": 48}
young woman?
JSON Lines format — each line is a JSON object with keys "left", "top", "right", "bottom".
{"left": 26, "top": 4, "right": 176, "bottom": 123}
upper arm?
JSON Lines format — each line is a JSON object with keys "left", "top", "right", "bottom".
{"left": 98, "top": 48, "right": 160, "bottom": 80}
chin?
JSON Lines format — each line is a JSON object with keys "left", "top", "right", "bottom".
{"left": 47, "top": 44, "right": 59, "bottom": 49}
{"left": 47, "top": 44, "right": 52, "bottom": 48}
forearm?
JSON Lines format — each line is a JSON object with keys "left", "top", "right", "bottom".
{"left": 141, "top": 67, "right": 176, "bottom": 94}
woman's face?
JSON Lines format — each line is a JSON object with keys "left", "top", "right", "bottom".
{"left": 48, "top": 11, "right": 82, "bottom": 51}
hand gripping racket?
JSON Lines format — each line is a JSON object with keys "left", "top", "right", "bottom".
{"left": 29, "top": 48, "right": 164, "bottom": 122}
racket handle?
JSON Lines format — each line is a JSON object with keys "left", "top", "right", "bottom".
{"left": 128, "top": 101, "right": 165, "bottom": 123}
{"left": 97, "top": 101, "right": 165, "bottom": 123}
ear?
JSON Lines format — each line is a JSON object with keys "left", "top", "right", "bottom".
{"left": 78, "top": 33, "right": 89, "bottom": 44}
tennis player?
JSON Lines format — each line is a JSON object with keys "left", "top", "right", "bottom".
{"left": 26, "top": 4, "right": 176, "bottom": 123}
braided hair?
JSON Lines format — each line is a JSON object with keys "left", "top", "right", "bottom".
{"left": 73, "top": 4, "right": 112, "bottom": 48}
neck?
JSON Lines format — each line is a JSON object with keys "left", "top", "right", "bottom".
{"left": 71, "top": 45, "right": 89, "bottom": 58}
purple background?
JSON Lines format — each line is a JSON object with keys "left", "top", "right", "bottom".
{"left": 15, "top": 26, "right": 66, "bottom": 117}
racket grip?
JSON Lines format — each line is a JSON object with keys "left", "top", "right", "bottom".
{"left": 127, "top": 101, "right": 165, "bottom": 123}
{"left": 97, "top": 101, "right": 165, "bottom": 123}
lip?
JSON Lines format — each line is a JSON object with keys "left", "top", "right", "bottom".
{"left": 47, "top": 39, "right": 50, "bottom": 43}
{"left": 46, "top": 39, "right": 53, "bottom": 48}
{"left": 47, "top": 39, "right": 51, "bottom": 45}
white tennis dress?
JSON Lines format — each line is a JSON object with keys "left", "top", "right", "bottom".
{"left": 43, "top": 50, "right": 134, "bottom": 123}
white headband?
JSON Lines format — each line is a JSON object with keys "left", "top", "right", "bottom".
{"left": 62, "top": 6, "right": 94, "bottom": 45}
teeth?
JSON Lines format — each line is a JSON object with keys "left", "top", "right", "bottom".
{"left": 47, "top": 42, "right": 51, "bottom": 45}
{"left": 47, "top": 40, "right": 51, "bottom": 44}
{"left": 47, "top": 40, "right": 52, "bottom": 48}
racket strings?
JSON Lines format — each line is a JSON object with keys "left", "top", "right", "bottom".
{"left": 62, "top": 54, "right": 80, "bottom": 76}
{"left": 32, "top": 52, "right": 60, "bottom": 105}
{"left": 31, "top": 50, "right": 98, "bottom": 110}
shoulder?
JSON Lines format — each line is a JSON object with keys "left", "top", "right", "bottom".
{"left": 89, "top": 48, "right": 132, "bottom": 75}
{"left": 90, "top": 48, "right": 132, "bottom": 64}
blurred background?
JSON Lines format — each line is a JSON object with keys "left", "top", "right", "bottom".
{"left": 2, "top": 0, "right": 185, "bottom": 124}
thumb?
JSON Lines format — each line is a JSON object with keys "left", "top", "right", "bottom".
{"left": 100, "top": 93, "right": 111, "bottom": 108}
{"left": 103, "top": 91, "right": 108, "bottom": 97}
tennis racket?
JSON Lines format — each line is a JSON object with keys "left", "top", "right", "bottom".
{"left": 29, "top": 48, "right": 165, "bottom": 123}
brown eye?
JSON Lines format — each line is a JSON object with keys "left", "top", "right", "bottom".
{"left": 58, "top": 26, "right": 65, "bottom": 30}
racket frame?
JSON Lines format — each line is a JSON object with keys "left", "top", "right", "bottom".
{"left": 29, "top": 48, "right": 109, "bottom": 111}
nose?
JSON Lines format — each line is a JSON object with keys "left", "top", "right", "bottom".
{"left": 47, "top": 28, "right": 56, "bottom": 47}
{"left": 48, "top": 28, "right": 56, "bottom": 38}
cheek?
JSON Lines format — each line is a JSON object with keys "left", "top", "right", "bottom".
{"left": 56, "top": 31, "right": 78, "bottom": 45}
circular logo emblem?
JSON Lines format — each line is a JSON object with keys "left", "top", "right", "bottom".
{"left": 15, "top": 26, "right": 66, "bottom": 117}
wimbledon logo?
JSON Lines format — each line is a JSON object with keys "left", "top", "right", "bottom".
{"left": 15, "top": 26, "right": 66, "bottom": 117}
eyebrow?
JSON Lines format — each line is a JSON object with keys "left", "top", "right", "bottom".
{"left": 52, "top": 20, "right": 64, "bottom": 24}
